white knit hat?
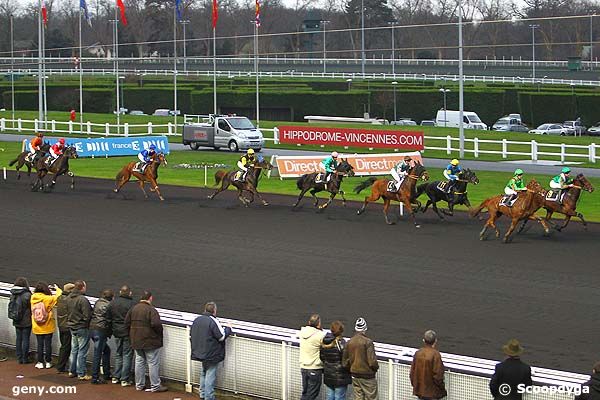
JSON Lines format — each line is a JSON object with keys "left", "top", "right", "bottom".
{"left": 355, "top": 317, "right": 367, "bottom": 332}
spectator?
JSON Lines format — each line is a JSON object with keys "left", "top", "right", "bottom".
{"left": 107, "top": 285, "right": 135, "bottom": 386}
{"left": 56, "top": 283, "right": 75, "bottom": 373}
{"left": 67, "top": 280, "right": 92, "bottom": 380}
{"left": 299, "top": 314, "right": 326, "bottom": 400}
{"left": 9, "top": 277, "right": 32, "bottom": 364}
{"left": 90, "top": 289, "right": 114, "bottom": 384}
{"left": 575, "top": 361, "right": 600, "bottom": 400}
{"left": 126, "top": 290, "right": 167, "bottom": 393}
{"left": 342, "top": 318, "right": 379, "bottom": 400}
{"left": 410, "top": 330, "right": 447, "bottom": 400}
{"left": 30, "top": 282, "right": 62, "bottom": 369}
{"left": 190, "top": 302, "right": 233, "bottom": 400}
{"left": 320, "top": 321, "right": 351, "bottom": 400}
{"left": 489, "top": 339, "right": 532, "bottom": 400}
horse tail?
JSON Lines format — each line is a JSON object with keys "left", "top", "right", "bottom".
{"left": 214, "top": 170, "right": 227, "bottom": 186}
{"left": 115, "top": 166, "right": 128, "bottom": 182}
{"left": 8, "top": 157, "right": 19, "bottom": 166}
{"left": 354, "top": 177, "right": 377, "bottom": 194}
{"left": 296, "top": 175, "right": 307, "bottom": 190}
{"left": 469, "top": 200, "right": 488, "bottom": 218}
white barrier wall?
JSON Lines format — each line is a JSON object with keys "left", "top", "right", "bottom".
{"left": 0, "top": 294, "right": 585, "bottom": 400}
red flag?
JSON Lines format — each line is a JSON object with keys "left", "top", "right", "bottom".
{"left": 212, "top": 0, "right": 218, "bottom": 29}
{"left": 116, "top": 0, "right": 128, "bottom": 25}
{"left": 41, "top": 1, "right": 48, "bottom": 26}
{"left": 255, "top": 0, "right": 260, "bottom": 27}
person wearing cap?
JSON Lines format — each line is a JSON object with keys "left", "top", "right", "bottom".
{"left": 410, "top": 330, "right": 447, "bottom": 400}
{"left": 489, "top": 339, "right": 532, "bottom": 400}
{"left": 503, "top": 169, "right": 527, "bottom": 205}
{"left": 342, "top": 318, "right": 379, "bottom": 400}
{"left": 55, "top": 283, "right": 75, "bottom": 373}
{"left": 137, "top": 145, "right": 157, "bottom": 173}
{"left": 550, "top": 167, "right": 574, "bottom": 194}
{"left": 27, "top": 132, "right": 44, "bottom": 163}
{"left": 48, "top": 138, "right": 66, "bottom": 164}
{"left": 390, "top": 156, "right": 412, "bottom": 191}
{"left": 299, "top": 314, "right": 326, "bottom": 400}
{"left": 443, "top": 159, "right": 462, "bottom": 200}
{"left": 236, "top": 148, "right": 257, "bottom": 182}
{"left": 321, "top": 152, "right": 339, "bottom": 183}
{"left": 575, "top": 361, "right": 600, "bottom": 400}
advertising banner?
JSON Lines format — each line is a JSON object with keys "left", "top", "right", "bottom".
{"left": 30, "top": 136, "right": 170, "bottom": 158}
{"left": 278, "top": 126, "right": 424, "bottom": 150}
{"left": 275, "top": 152, "right": 423, "bottom": 178}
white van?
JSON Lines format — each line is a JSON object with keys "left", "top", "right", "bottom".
{"left": 436, "top": 110, "right": 488, "bottom": 130}
{"left": 182, "top": 114, "right": 264, "bottom": 152}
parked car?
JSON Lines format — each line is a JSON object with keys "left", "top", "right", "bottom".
{"left": 391, "top": 118, "right": 417, "bottom": 126}
{"left": 587, "top": 122, "right": 600, "bottom": 136}
{"left": 528, "top": 123, "right": 569, "bottom": 136}
{"left": 129, "top": 110, "right": 146, "bottom": 116}
{"left": 152, "top": 109, "right": 170, "bottom": 117}
{"left": 113, "top": 107, "right": 128, "bottom": 115}
{"left": 420, "top": 120, "right": 436, "bottom": 127}
{"left": 562, "top": 120, "right": 586, "bottom": 136}
{"left": 493, "top": 117, "right": 529, "bottom": 133}
{"left": 436, "top": 110, "right": 487, "bottom": 130}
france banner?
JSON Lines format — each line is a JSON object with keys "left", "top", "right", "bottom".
{"left": 39, "top": 136, "right": 170, "bottom": 158}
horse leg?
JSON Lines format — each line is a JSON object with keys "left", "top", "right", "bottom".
{"left": 405, "top": 201, "right": 420, "bottom": 228}
{"left": 576, "top": 212, "right": 587, "bottom": 231}
{"left": 138, "top": 180, "right": 149, "bottom": 199}
{"left": 251, "top": 188, "right": 269, "bottom": 206}
{"left": 318, "top": 192, "right": 336, "bottom": 211}
{"left": 310, "top": 189, "right": 319, "bottom": 208}
{"left": 517, "top": 220, "right": 528, "bottom": 234}
{"left": 149, "top": 178, "right": 164, "bottom": 201}
{"left": 430, "top": 201, "right": 445, "bottom": 220}
{"left": 383, "top": 198, "right": 394, "bottom": 225}
{"left": 292, "top": 188, "right": 309, "bottom": 208}
{"left": 339, "top": 190, "right": 347, "bottom": 207}
{"left": 502, "top": 218, "right": 520, "bottom": 243}
{"left": 357, "top": 192, "right": 380, "bottom": 215}
{"left": 68, "top": 171, "right": 75, "bottom": 190}
{"left": 208, "top": 177, "right": 230, "bottom": 199}
{"left": 442, "top": 201, "right": 455, "bottom": 216}
{"left": 238, "top": 188, "right": 250, "bottom": 207}
{"left": 532, "top": 216, "right": 551, "bottom": 236}
{"left": 114, "top": 171, "right": 131, "bottom": 195}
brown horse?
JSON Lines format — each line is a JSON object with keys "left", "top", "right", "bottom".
{"left": 208, "top": 157, "right": 273, "bottom": 207}
{"left": 31, "top": 145, "right": 79, "bottom": 192}
{"left": 113, "top": 152, "right": 168, "bottom": 201}
{"left": 470, "top": 179, "right": 549, "bottom": 243}
{"left": 354, "top": 162, "right": 429, "bottom": 227}
{"left": 9, "top": 142, "right": 51, "bottom": 180}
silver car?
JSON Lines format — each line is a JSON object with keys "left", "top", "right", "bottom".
{"left": 528, "top": 123, "right": 569, "bottom": 136}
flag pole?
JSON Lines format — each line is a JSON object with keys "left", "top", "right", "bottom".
{"left": 213, "top": 27, "right": 217, "bottom": 115}
{"left": 114, "top": 8, "right": 120, "bottom": 134}
{"left": 173, "top": 3, "right": 178, "bottom": 129}
{"left": 79, "top": 6, "right": 84, "bottom": 134}
{"left": 42, "top": 19, "right": 47, "bottom": 129}
{"left": 254, "top": 22, "right": 259, "bottom": 128}
{"left": 38, "top": 0, "right": 43, "bottom": 127}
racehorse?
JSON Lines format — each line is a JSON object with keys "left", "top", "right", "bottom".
{"left": 354, "top": 162, "right": 429, "bottom": 227}
{"left": 470, "top": 179, "right": 549, "bottom": 243}
{"left": 9, "top": 142, "right": 51, "bottom": 180}
{"left": 519, "top": 173, "right": 594, "bottom": 233}
{"left": 292, "top": 159, "right": 355, "bottom": 210}
{"left": 209, "top": 157, "right": 274, "bottom": 207}
{"left": 31, "top": 145, "right": 78, "bottom": 192}
{"left": 114, "top": 152, "right": 168, "bottom": 201}
{"left": 415, "top": 168, "right": 479, "bottom": 220}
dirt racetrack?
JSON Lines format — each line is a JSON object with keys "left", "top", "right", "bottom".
{"left": 1, "top": 174, "right": 599, "bottom": 373}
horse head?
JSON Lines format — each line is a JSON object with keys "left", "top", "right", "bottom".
{"left": 254, "top": 156, "right": 274, "bottom": 171}
{"left": 462, "top": 168, "right": 479, "bottom": 185}
{"left": 336, "top": 158, "right": 355, "bottom": 177}
{"left": 153, "top": 152, "right": 168, "bottom": 166}
{"left": 526, "top": 179, "right": 546, "bottom": 195}
{"left": 411, "top": 162, "right": 429, "bottom": 181}
{"left": 575, "top": 173, "right": 594, "bottom": 193}
{"left": 40, "top": 142, "right": 51, "bottom": 152}
{"left": 65, "top": 145, "right": 79, "bottom": 159}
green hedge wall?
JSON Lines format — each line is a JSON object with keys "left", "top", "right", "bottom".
{"left": 123, "top": 88, "right": 193, "bottom": 114}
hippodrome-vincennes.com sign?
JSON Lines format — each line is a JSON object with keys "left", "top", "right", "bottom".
{"left": 278, "top": 126, "right": 424, "bottom": 150}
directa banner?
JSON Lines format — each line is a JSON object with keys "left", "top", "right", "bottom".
{"left": 33, "top": 136, "right": 170, "bottom": 158}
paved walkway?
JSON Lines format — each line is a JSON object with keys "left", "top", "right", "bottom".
{"left": 2, "top": 133, "right": 599, "bottom": 177}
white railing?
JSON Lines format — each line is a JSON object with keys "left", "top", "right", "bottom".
{"left": 0, "top": 283, "right": 588, "bottom": 400}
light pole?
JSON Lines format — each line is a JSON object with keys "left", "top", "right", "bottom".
{"left": 110, "top": 17, "right": 121, "bottom": 132}
{"left": 392, "top": 81, "right": 398, "bottom": 122}
{"left": 529, "top": 24, "right": 539, "bottom": 79}
{"left": 388, "top": 21, "right": 396, "bottom": 76}
{"left": 458, "top": 0, "right": 465, "bottom": 158}
{"left": 591, "top": 15, "right": 595, "bottom": 71}
{"left": 439, "top": 88, "right": 450, "bottom": 127}
{"left": 361, "top": 0, "right": 365, "bottom": 75}
{"left": 119, "top": 76, "right": 125, "bottom": 114}
{"left": 180, "top": 20, "right": 190, "bottom": 73}
{"left": 320, "top": 20, "right": 330, "bottom": 74}
{"left": 10, "top": 14, "right": 15, "bottom": 127}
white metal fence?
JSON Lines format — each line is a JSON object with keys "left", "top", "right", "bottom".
{"left": 0, "top": 283, "right": 588, "bottom": 400}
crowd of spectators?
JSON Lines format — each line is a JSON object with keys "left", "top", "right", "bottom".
{"left": 7, "top": 278, "right": 600, "bottom": 399}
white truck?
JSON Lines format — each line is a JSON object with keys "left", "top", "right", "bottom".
{"left": 436, "top": 110, "right": 488, "bottom": 130}
{"left": 182, "top": 114, "right": 265, "bottom": 152}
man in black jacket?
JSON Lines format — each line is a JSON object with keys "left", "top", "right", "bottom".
{"left": 489, "top": 339, "right": 533, "bottom": 400}
{"left": 190, "top": 302, "right": 232, "bottom": 400}
{"left": 9, "top": 277, "right": 32, "bottom": 364}
{"left": 90, "top": 289, "right": 114, "bottom": 384}
{"left": 66, "top": 280, "right": 92, "bottom": 380}
{"left": 56, "top": 283, "right": 75, "bottom": 373}
{"left": 106, "top": 285, "right": 135, "bottom": 386}
{"left": 576, "top": 362, "right": 600, "bottom": 400}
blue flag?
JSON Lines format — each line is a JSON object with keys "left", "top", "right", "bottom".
{"left": 175, "top": 0, "right": 183, "bottom": 21}
{"left": 80, "top": 0, "right": 92, "bottom": 26}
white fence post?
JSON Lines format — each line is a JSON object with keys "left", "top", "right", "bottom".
{"left": 501, "top": 139, "right": 507, "bottom": 159}
{"left": 281, "top": 341, "right": 287, "bottom": 400}
{"left": 105, "top": 123, "right": 110, "bottom": 136}
{"left": 560, "top": 143, "right": 566, "bottom": 163}
{"left": 185, "top": 326, "right": 192, "bottom": 393}
{"left": 34, "top": 119, "right": 39, "bottom": 131}
{"left": 17, "top": 118, "right": 22, "bottom": 132}
{"left": 446, "top": 135, "right": 452, "bottom": 155}
{"left": 51, "top": 120, "right": 56, "bottom": 131}
{"left": 168, "top": 122, "right": 173, "bottom": 136}
{"left": 273, "top": 127, "right": 280, "bottom": 144}
{"left": 590, "top": 144, "right": 596, "bottom": 163}
{"left": 0, "top": 118, "right": 5, "bottom": 131}
{"left": 473, "top": 137, "right": 479, "bottom": 158}
{"left": 388, "top": 359, "right": 395, "bottom": 400}
{"left": 531, "top": 140, "right": 538, "bottom": 162}
{"left": 68, "top": 120, "right": 73, "bottom": 134}
{"left": 124, "top": 123, "right": 129, "bottom": 137}
{"left": 87, "top": 121, "right": 92, "bottom": 135}
{"left": 148, "top": 122, "right": 153, "bottom": 135}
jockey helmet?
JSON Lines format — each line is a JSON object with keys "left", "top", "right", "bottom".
{"left": 149, "top": 144, "right": 157, "bottom": 151}
{"left": 331, "top": 151, "right": 339, "bottom": 158}
{"left": 562, "top": 167, "right": 571, "bottom": 174}
{"left": 247, "top": 148, "right": 255, "bottom": 155}
{"left": 450, "top": 158, "right": 459, "bottom": 166}
{"left": 36, "top": 132, "right": 44, "bottom": 138}
{"left": 58, "top": 138, "right": 65, "bottom": 144}
{"left": 404, "top": 156, "right": 412, "bottom": 162}
{"left": 514, "top": 169, "right": 524, "bottom": 176}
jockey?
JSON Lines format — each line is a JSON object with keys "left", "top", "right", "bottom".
{"left": 320, "top": 151, "right": 339, "bottom": 182}
{"left": 504, "top": 169, "right": 526, "bottom": 204}
{"left": 390, "top": 156, "right": 411, "bottom": 191}
{"left": 28, "top": 132, "right": 44, "bottom": 162}
{"left": 443, "top": 159, "right": 462, "bottom": 198}
{"left": 49, "top": 138, "right": 66, "bottom": 162}
{"left": 237, "top": 148, "right": 256, "bottom": 181}
{"left": 137, "top": 145, "right": 157, "bottom": 171}
{"left": 550, "top": 167, "right": 574, "bottom": 192}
